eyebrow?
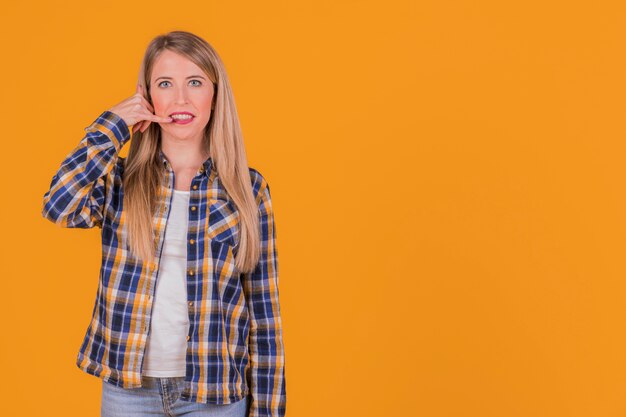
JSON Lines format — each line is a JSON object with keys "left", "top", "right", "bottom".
{"left": 155, "top": 75, "right": 207, "bottom": 81}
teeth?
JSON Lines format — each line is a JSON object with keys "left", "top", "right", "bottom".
{"left": 171, "top": 114, "right": 193, "bottom": 120}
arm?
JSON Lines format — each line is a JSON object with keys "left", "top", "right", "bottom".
{"left": 242, "top": 179, "right": 287, "bottom": 417}
{"left": 41, "top": 110, "right": 130, "bottom": 228}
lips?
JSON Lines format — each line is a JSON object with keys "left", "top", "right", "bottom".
{"left": 169, "top": 111, "right": 195, "bottom": 125}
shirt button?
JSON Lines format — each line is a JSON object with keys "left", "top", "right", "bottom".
{"left": 191, "top": 206, "right": 197, "bottom": 211}
{"left": 186, "top": 335, "right": 190, "bottom": 341}
{"left": 192, "top": 185, "right": 198, "bottom": 190}
{"left": 189, "top": 239, "right": 195, "bottom": 244}
{"left": 188, "top": 301, "right": 193, "bottom": 306}
{"left": 188, "top": 270, "right": 194, "bottom": 276}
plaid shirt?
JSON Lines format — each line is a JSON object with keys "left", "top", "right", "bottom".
{"left": 41, "top": 110, "right": 286, "bottom": 416}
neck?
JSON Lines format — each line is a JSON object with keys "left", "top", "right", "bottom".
{"left": 160, "top": 134, "right": 210, "bottom": 171}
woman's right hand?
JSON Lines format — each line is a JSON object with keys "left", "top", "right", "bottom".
{"left": 108, "top": 84, "right": 173, "bottom": 133}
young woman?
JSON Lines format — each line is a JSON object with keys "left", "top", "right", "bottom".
{"left": 42, "top": 30, "right": 286, "bottom": 417}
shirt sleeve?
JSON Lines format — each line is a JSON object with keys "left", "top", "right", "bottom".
{"left": 242, "top": 178, "right": 287, "bottom": 417}
{"left": 41, "top": 110, "right": 130, "bottom": 229}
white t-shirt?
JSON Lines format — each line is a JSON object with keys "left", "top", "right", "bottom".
{"left": 142, "top": 189, "right": 191, "bottom": 377}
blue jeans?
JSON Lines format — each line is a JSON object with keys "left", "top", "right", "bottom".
{"left": 101, "top": 376, "right": 249, "bottom": 417}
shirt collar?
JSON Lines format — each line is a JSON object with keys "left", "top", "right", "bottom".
{"left": 158, "top": 148, "right": 213, "bottom": 177}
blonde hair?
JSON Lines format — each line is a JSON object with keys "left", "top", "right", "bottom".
{"left": 123, "top": 30, "right": 261, "bottom": 274}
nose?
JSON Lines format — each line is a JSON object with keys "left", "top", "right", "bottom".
{"left": 174, "top": 85, "right": 189, "bottom": 104}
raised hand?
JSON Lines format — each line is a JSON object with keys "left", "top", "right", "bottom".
{"left": 108, "top": 84, "right": 173, "bottom": 133}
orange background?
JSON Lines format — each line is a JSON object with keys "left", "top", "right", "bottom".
{"left": 2, "top": 1, "right": 626, "bottom": 416}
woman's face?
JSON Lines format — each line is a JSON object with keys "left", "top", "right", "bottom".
{"left": 149, "top": 49, "right": 215, "bottom": 141}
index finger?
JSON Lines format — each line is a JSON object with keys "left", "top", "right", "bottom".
{"left": 149, "top": 114, "right": 173, "bottom": 123}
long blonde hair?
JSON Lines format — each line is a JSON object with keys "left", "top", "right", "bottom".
{"left": 123, "top": 30, "right": 261, "bottom": 274}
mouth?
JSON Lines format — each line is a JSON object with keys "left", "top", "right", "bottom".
{"left": 169, "top": 112, "right": 195, "bottom": 125}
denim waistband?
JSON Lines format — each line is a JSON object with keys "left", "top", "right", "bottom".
{"left": 140, "top": 375, "right": 185, "bottom": 389}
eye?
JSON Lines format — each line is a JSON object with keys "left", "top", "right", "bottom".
{"left": 157, "top": 80, "right": 203, "bottom": 88}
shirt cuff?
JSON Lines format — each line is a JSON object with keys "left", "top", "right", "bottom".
{"left": 84, "top": 110, "right": 131, "bottom": 150}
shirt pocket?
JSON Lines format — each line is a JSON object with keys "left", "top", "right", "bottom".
{"left": 206, "top": 199, "right": 240, "bottom": 250}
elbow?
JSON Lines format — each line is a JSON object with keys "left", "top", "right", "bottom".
{"left": 41, "top": 198, "right": 60, "bottom": 225}
{"left": 41, "top": 192, "right": 68, "bottom": 226}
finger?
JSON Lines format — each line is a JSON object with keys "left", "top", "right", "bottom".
{"left": 134, "top": 85, "right": 155, "bottom": 114}
{"left": 149, "top": 114, "right": 174, "bottom": 123}
{"left": 132, "top": 116, "right": 149, "bottom": 133}
{"left": 139, "top": 95, "right": 154, "bottom": 113}
{"left": 136, "top": 115, "right": 150, "bottom": 132}
{"left": 137, "top": 108, "right": 172, "bottom": 125}
{"left": 141, "top": 120, "right": 150, "bottom": 132}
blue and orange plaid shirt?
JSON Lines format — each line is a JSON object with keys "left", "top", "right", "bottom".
{"left": 41, "top": 110, "right": 286, "bottom": 416}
